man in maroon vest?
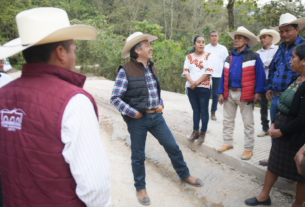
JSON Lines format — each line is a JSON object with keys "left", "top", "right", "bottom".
{"left": 217, "top": 27, "right": 266, "bottom": 160}
{"left": 0, "top": 8, "right": 111, "bottom": 207}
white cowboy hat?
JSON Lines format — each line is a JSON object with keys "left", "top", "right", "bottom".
{"left": 228, "top": 26, "right": 258, "bottom": 48}
{"left": 270, "top": 13, "right": 305, "bottom": 31}
{"left": 257, "top": 29, "right": 280, "bottom": 45}
{"left": 0, "top": 7, "right": 97, "bottom": 59}
{"left": 121, "top": 32, "right": 158, "bottom": 58}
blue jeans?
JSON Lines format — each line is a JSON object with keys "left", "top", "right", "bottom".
{"left": 211, "top": 77, "right": 221, "bottom": 112}
{"left": 270, "top": 94, "right": 280, "bottom": 142}
{"left": 127, "top": 113, "right": 190, "bottom": 191}
{"left": 187, "top": 87, "right": 211, "bottom": 132}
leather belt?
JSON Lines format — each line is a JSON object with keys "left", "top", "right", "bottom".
{"left": 229, "top": 87, "right": 242, "bottom": 92}
{"left": 146, "top": 108, "right": 162, "bottom": 114}
{"left": 273, "top": 91, "right": 282, "bottom": 97}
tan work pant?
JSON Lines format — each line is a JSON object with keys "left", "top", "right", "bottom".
{"left": 223, "top": 89, "right": 254, "bottom": 151}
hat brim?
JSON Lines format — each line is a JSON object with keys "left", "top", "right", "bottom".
{"left": 0, "top": 25, "right": 97, "bottom": 59}
{"left": 121, "top": 34, "right": 158, "bottom": 58}
{"left": 257, "top": 31, "right": 281, "bottom": 45}
{"left": 228, "top": 31, "right": 258, "bottom": 48}
{"left": 270, "top": 17, "right": 305, "bottom": 31}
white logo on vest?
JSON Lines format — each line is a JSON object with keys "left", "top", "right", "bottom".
{"left": 1, "top": 109, "right": 26, "bottom": 131}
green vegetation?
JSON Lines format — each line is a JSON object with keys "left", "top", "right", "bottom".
{"left": 1, "top": 0, "right": 305, "bottom": 94}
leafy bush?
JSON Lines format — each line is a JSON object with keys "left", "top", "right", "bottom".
{"left": 152, "top": 39, "right": 186, "bottom": 93}
{"left": 71, "top": 15, "right": 125, "bottom": 78}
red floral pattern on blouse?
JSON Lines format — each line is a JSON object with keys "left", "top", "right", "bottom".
{"left": 187, "top": 53, "right": 211, "bottom": 70}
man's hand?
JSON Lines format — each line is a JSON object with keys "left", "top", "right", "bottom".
{"left": 253, "top": 93, "right": 261, "bottom": 104}
{"left": 269, "top": 129, "right": 282, "bottom": 138}
{"left": 267, "top": 123, "right": 275, "bottom": 137}
{"left": 295, "top": 146, "right": 305, "bottom": 176}
{"left": 157, "top": 104, "right": 163, "bottom": 111}
{"left": 266, "top": 90, "right": 273, "bottom": 101}
{"left": 134, "top": 111, "right": 143, "bottom": 119}
{"left": 218, "top": 94, "right": 224, "bottom": 105}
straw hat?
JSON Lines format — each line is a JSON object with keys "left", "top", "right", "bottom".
{"left": 257, "top": 29, "right": 280, "bottom": 45}
{"left": 0, "top": 7, "right": 97, "bottom": 59}
{"left": 121, "top": 32, "right": 158, "bottom": 58}
{"left": 228, "top": 26, "right": 258, "bottom": 48}
{"left": 270, "top": 13, "right": 305, "bottom": 31}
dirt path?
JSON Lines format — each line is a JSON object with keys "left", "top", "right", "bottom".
{"left": 6, "top": 73, "right": 295, "bottom": 207}
{"left": 95, "top": 98, "right": 292, "bottom": 207}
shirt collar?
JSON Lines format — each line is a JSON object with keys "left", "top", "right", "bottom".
{"left": 233, "top": 46, "right": 248, "bottom": 56}
{"left": 260, "top": 44, "right": 276, "bottom": 52}
{"left": 279, "top": 34, "right": 302, "bottom": 50}
{"left": 21, "top": 63, "right": 87, "bottom": 88}
{"left": 208, "top": 43, "right": 219, "bottom": 47}
{"left": 130, "top": 58, "right": 154, "bottom": 68}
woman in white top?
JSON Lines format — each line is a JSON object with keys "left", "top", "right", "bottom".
{"left": 183, "top": 35, "right": 214, "bottom": 145}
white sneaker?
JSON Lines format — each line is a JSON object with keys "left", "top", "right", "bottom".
{"left": 257, "top": 131, "right": 268, "bottom": 137}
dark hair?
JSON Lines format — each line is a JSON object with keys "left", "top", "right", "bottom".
{"left": 192, "top": 35, "right": 205, "bottom": 52}
{"left": 22, "top": 40, "right": 72, "bottom": 63}
{"left": 209, "top": 31, "right": 218, "bottom": 37}
{"left": 293, "top": 43, "right": 305, "bottom": 60}
{"left": 291, "top": 24, "right": 298, "bottom": 29}
{"left": 130, "top": 42, "right": 142, "bottom": 59}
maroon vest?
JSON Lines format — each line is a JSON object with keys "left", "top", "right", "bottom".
{"left": 0, "top": 63, "right": 98, "bottom": 207}
{"left": 223, "top": 49, "right": 258, "bottom": 102}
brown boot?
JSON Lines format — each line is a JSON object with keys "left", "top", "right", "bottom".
{"left": 217, "top": 145, "right": 233, "bottom": 152}
{"left": 197, "top": 132, "right": 205, "bottom": 145}
{"left": 241, "top": 150, "right": 253, "bottom": 160}
{"left": 187, "top": 130, "right": 199, "bottom": 141}
{"left": 211, "top": 111, "right": 217, "bottom": 121}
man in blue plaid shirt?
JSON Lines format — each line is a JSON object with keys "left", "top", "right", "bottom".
{"left": 110, "top": 32, "right": 202, "bottom": 205}
{"left": 266, "top": 13, "right": 305, "bottom": 139}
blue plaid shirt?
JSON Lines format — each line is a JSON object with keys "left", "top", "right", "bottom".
{"left": 267, "top": 35, "right": 305, "bottom": 92}
{"left": 110, "top": 62, "right": 163, "bottom": 118}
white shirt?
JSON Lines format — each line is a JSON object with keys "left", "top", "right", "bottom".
{"left": 182, "top": 52, "right": 214, "bottom": 88}
{"left": 204, "top": 43, "right": 229, "bottom": 78}
{"left": 3, "top": 58, "right": 13, "bottom": 72}
{"left": 0, "top": 72, "right": 13, "bottom": 88}
{"left": 256, "top": 44, "right": 279, "bottom": 79}
{"left": 61, "top": 94, "right": 111, "bottom": 207}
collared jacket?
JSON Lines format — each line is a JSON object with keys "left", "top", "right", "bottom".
{"left": 218, "top": 47, "right": 266, "bottom": 102}
{"left": 279, "top": 77, "right": 305, "bottom": 147}
{"left": 267, "top": 35, "right": 305, "bottom": 92}
{"left": 0, "top": 63, "right": 98, "bottom": 207}
{"left": 118, "top": 58, "right": 161, "bottom": 122}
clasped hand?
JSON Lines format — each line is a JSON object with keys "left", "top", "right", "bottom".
{"left": 267, "top": 123, "right": 282, "bottom": 138}
{"left": 189, "top": 80, "right": 198, "bottom": 90}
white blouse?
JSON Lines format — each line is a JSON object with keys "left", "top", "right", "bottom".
{"left": 182, "top": 52, "right": 214, "bottom": 88}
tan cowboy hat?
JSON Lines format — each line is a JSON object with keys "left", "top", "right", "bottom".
{"left": 270, "top": 13, "right": 305, "bottom": 31}
{"left": 121, "top": 32, "right": 158, "bottom": 58}
{"left": 228, "top": 26, "right": 258, "bottom": 48}
{"left": 257, "top": 29, "right": 280, "bottom": 45}
{"left": 0, "top": 7, "right": 97, "bottom": 59}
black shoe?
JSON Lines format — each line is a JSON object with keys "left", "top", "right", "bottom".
{"left": 245, "top": 197, "right": 271, "bottom": 206}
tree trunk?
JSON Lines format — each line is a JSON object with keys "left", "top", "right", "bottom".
{"left": 191, "top": 0, "right": 196, "bottom": 41}
{"left": 227, "top": 0, "right": 235, "bottom": 30}
{"left": 170, "top": 0, "right": 174, "bottom": 40}
{"left": 163, "top": 0, "right": 167, "bottom": 39}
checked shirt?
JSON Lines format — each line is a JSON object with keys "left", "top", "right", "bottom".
{"left": 267, "top": 35, "right": 305, "bottom": 92}
{"left": 110, "top": 62, "right": 163, "bottom": 118}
